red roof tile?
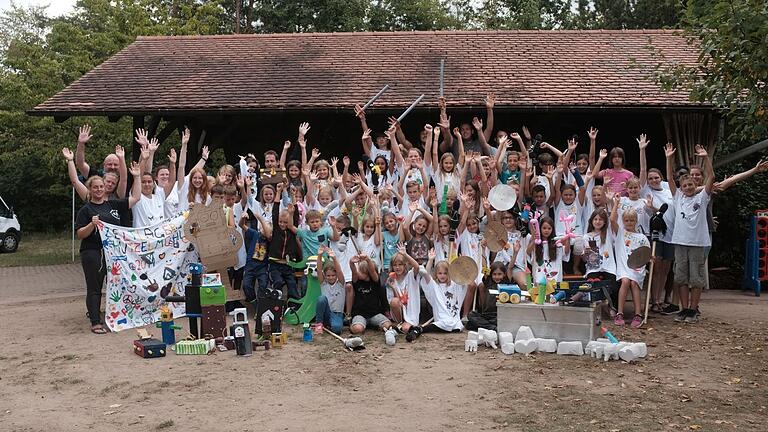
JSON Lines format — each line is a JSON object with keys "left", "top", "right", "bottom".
{"left": 30, "top": 30, "right": 704, "bottom": 116}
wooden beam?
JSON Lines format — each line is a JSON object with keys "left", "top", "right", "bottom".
{"left": 54, "top": 116, "right": 70, "bottom": 123}
{"left": 147, "top": 115, "right": 162, "bottom": 138}
{"left": 107, "top": 115, "right": 122, "bottom": 123}
{"left": 131, "top": 116, "right": 144, "bottom": 162}
{"left": 155, "top": 118, "right": 184, "bottom": 146}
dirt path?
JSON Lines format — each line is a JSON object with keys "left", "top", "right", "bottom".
{"left": 0, "top": 266, "right": 766, "bottom": 431}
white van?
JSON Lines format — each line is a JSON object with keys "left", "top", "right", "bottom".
{"left": 0, "top": 196, "right": 21, "bottom": 253}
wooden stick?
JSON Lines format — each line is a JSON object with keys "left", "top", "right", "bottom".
{"left": 643, "top": 240, "right": 657, "bottom": 325}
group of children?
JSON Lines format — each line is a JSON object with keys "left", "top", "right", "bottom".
{"left": 67, "top": 95, "right": 768, "bottom": 339}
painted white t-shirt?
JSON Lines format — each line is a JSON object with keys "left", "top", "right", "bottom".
{"left": 671, "top": 189, "right": 711, "bottom": 247}
{"left": 457, "top": 229, "right": 489, "bottom": 285}
{"left": 422, "top": 278, "right": 466, "bottom": 331}
{"left": 614, "top": 228, "right": 650, "bottom": 284}
{"left": 132, "top": 187, "right": 166, "bottom": 228}
{"left": 617, "top": 197, "right": 650, "bottom": 235}
{"left": 641, "top": 185, "right": 675, "bottom": 243}
{"left": 527, "top": 234, "right": 566, "bottom": 284}
{"left": 581, "top": 230, "right": 616, "bottom": 277}
{"left": 388, "top": 270, "right": 423, "bottom": 326}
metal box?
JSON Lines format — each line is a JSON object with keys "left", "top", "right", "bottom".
{"left": 497, "top": 302, "right": 601, "bottom": 346}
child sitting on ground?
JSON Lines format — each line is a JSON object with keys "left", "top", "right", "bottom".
{"left": 348, "top": 254, "right": 397, "bottom": 346}
{"left": 314, "top": 247, "right": 345, "bottom": 335}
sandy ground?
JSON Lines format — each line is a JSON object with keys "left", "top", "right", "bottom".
{"left": 1, "top": 264, "right": 767, "bottom": 431}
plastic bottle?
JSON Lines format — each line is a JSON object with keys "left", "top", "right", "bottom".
{"left": 303, "top": 323, "right": 313, "bottom": 343}
{"left": 601, "top": 326, "right": 619, "bottom": 344}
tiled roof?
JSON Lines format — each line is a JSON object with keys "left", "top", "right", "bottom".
{"left": 30, "top": 30, "right": 703, "bottom": 116}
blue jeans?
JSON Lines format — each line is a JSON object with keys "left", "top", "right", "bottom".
{"left": 242, "top": 259, "right": 269, "bottom": 302}
{"left": 315, "top": 295, "right": 343, "bottom": 334}
{"left": 269, "top": 262, "right": 298, "bottom": 300}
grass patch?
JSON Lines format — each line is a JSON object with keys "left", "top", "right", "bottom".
{"left": 0, "top": 231, "right": 79, "bottom": 267}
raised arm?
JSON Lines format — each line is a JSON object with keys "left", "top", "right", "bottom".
{"left": 423, "top": 124, "right": 434, "bottom": 169}
{"left": 127, "top": 162, "right": 142, "bottom": 209}
{"left": 483, "top": 93, "right": 495, "bottom": 142}
{"left": 279, "top": 140, "right": 291, "bottom": 169}
{"left": 176, "top": 128, "right": 191, "bottom": 188}
{"left": 452, "top": 127, "right": 465, "bottom": 167}
{"left": 696, "top": 145, "right": 715, "bottom": 195}
{"left": 396, "top": 243, "right": 421, "bottom": 278}
{"left": 637, "top": 133, "right": 649, "bottom": 187}
{"left": 438, "top": 97, "right": 453, "bottom": 153}
{"left": 494, "top": 136, "right": 510, "bottom": 172}
{"left": 715, "top": 158, "right": 768, "bottom": 192}
{"left": 473, "top": 117, "right": 493, "bottom": 156}
{"left": 609, "top": 193, "right": 620, "bottom": 234}
{"left": 62, "top": 148, "right": 88, "bottom": 200}
{"left": 75, "top": 125, "right": 92, "bottom": 178}
{"left": 390, "top": 117, "right": 412, "bottom": 150}
{"left": 587, "top": 127, "right": 598, "bottom": 170}
{"left": 664, "top": 143, "right": 677, "bottom": 196}
{"left": 115, "top": 145, "right": 128, "bottom": 198}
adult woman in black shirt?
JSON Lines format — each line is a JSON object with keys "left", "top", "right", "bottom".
{"left": 71, "top": 158, "right": 142, "bottom": 334}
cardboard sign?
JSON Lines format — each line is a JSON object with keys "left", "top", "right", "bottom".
{"left": 260, "top": 168, "right": 287, "bottom": 185}
{"left": 184, "top": 198, "right": 243, "bottom": 272}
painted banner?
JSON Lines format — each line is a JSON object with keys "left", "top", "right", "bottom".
{"left": 99, "top": 214, "right": 198, "bottom": 332}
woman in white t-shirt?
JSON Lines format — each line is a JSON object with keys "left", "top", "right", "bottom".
{"left": 610, "top": 195, "right": 650, "bottom": 328}
{"left": 526, "top": 216, "right": 569, "bottom": 285}
{"left": 176, "top": 128, "right": 211, "bottom": 212}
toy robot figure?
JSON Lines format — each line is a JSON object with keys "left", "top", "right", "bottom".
{"left": 229, "top": 308, "right": 252, "bottom": 356}
{"left": 155, "top": 305, "right": 181, "bottom": 345}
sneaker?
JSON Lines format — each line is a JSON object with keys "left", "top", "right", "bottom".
{"left": 685, "top": 312, "right": 699, "bottom": 323}
{"left": 674, "top": 309, "right": 690, "bottom": 322}
{"left": 695, "top": 307, "right": 701, "bottom": 317}
{"left": 313, "top": 323, "right": 324, "bottom": 335}
{"left": 384, "top": 328, "right": 396, "bottom": 346}
{"left": 405, "top": 326, "right": 423, "bottom": 342}
{"left": 614, "top": 313, "right": 625, "bottom": 326}
{"left": 630, "top": 315, "right": 643, "bottom": 328}
{"left": 661, "top": 304, "right": 680, "bottom": 315}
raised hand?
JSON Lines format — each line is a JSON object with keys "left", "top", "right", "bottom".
{"left": 302, "top": 166, "right": 311, "bottom": 177}
{"left": 140, "top": 143, "right": 151, "bottom": 161}
{"left": 756, "top": 158, "right": 768, "bottom": 172}
{"left": 388, "top": 116, "right": 401, "bottom": 130}
{"left": 498, "top": 135, "right": 509, "bottom": 148}
{"left": 283, "top": 140, "right": 291, "bottom": 150}
{"left": 236, "top": 175, "right": 245, "bottom": 189}
{"left": 78, "top": 125, "right": 92, "bottom": 145}
{"left": 599, "top": 148, "right": 608, "bottom": 159}
{"left": 353, "top": 104, "right": 365, "bottom": 118}
{"left": 664, "top": 143, "right": 676, "bottom": 158}
{"left": 330, "top": 156, "right": 339, "bottom": 167}
{"left": 568, "top": 138, "right": 577, "bottom": 151}
{"left": 352, "top": 173, "right": 363, "bottom": 184}
{"left": 309, "top": 171, "right": 319, "bottom": 182}
{"left": 396, "top": 242, "right": 407, "bottom": 255}
{"left": 115, "top": 145, "right": 125, "bottom": 159}
{"left": 299, "top": 122, "right": 311, "bottom": 137}
{"left": 148, "top": 137, "right": 159, "bottom": 153}
{"left": 645, "top": 194, "right": 654, "bottom": 209}
{"left": 409, "top": 201, "right": 419, "bottom": 212}
{"left": 438, "top": 113, "right": 450, "bottom": 129}
{"left": 424, "top": 124, "right": 433, "bottom": 133}
{"left": 311, "top": 148, "right": 321, "bottom": 159}
{"left": 181, "top": 127, "right": 190, "bottom": 146}
{"left": 62, "top": 147, "right": 74, "bottom": 161}
{"left": 472, "top": 117, "right": 483, "bottom": 131}
{"left": 452, "top": 127, "right": 461, "bottom": 138}
{"left": 129, "top": 161, "right": 141, "bottom": 176}
{"left": 588, "top": 127, "right": 598, "bottom": 140}
{"left": 135, "top": 128, "right": 149, "bottom": 147}
{"left": 636, "top": 133, "right": 649, "bottom": 150}
{"left": 201, "top": 146, "right": 210, "bottom": 160}
{"left": 362, "top": 128, "right": 372, "bottom": 142}
{"left": 510, "top": 132, "right": 522, "bottom": 142}
{"left": 169, "top": 149, "right": 178, "bottom": 164}
{"left": 343, "top": 156, "right": 350, "bottom": 167}
{"left": 428, "top": 248, "right": 436, "bottom": 260}
{"left": 522, "top": 125, "right": 531, "bottom": 141}
{"left": 357, "top": 161, "right": 365, "bottom": 174}
{"left": 694, "top": 144, "right": 707, "bottom": 157}
{"left": 485, "top": 92, "right": 496, "bottom": 108}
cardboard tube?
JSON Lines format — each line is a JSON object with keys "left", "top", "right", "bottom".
{"left": 361, "top": 84, "right": 390, "bottom": 111}
{"left": 396, "top": 94, "right": 425, "bottom": 123}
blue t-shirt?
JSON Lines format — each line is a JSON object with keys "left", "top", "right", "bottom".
{"left": 382, "top": 230, "right": 400, "bottom": 269}
{"left": 298, "top": 226, "right": 332, "bottom": 257}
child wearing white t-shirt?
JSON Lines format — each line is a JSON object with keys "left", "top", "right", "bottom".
{"left": 611, "top": 196, "right": 650, "bottom": 329}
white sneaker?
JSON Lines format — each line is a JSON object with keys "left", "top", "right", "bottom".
{"left": 384, "top": 328, "right": 396, "bottom": 346}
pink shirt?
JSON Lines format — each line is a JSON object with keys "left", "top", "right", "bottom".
{"left": 599, "top": 168, "right": 633, "bottom": 196}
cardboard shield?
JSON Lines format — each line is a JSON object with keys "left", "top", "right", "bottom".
{"left": 627, "top": 246, "right": 651, "bottom": 269}
{"left": 484, "top": 221, "right": 508, "bottom": 253}
{"left": 449, "top": 256, "right": 478, "bottom": 285}
{"left": 488, "top": 184, "right": 517, "bottom": 211}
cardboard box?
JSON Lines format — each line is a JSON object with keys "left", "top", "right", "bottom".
{"left": 497, "top": 303, "right": 601, "bottom": 346}
{"left": 133, "top": 338, "right": 166, "bottom": 358}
